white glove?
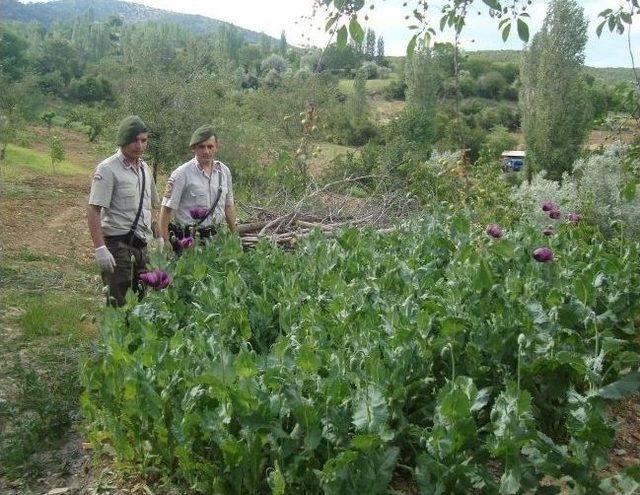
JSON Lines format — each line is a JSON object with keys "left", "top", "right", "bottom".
{"left": 95, "top": 245, "right": 116, "bottom": 273}
{"left": 149, "top": 237, "right": 165, "bottom": 251}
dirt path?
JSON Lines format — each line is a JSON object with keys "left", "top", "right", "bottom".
{"left": 0, "top": 128, "right": 102, "bottom": 495}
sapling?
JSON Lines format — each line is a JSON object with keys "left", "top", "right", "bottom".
{"left": 49, "top": 135, "right": 64, "bottom": 172}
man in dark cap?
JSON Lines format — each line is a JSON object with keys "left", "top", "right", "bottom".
{"left": 159, "top": 125, "right": 236, "bottom": 251}
{"left": 87, "top": 115, "right": 161, "bottom": 306}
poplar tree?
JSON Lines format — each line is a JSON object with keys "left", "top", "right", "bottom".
{"left": 279, "top": 30, "right": 287, "bottom": 56}
{"left": 376, "top": 36, "right": 385, "bottom": 62}
{"left": 520, "top": 0, "right": 590, "bottom": 181}
{"left": 365, "top": 29, "right": 376, "bottom": 60}
{"left": 403, "top": 46, "right": 438, "bottom": 147}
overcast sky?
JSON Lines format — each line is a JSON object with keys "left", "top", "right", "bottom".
{"left": 24, "top": 0, "right": 640, "bottom": 67}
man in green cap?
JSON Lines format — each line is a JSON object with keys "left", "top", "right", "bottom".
{"left": 87, "top": 115, "right": 162, "bottom": 306}
{"left": 159, "top": 125, "right": 236, "bottom": 251}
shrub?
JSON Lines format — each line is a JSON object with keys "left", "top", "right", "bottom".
{"left": 573, "top": 146, "right": 640, "bottom": 236}
{"left": 480, "top": 126, "right": 517, "bottom": 161}
{"left": 262, "top": 68, "right": 282, "bottom": 89}
{"left": 359, "top": 61, "right": 380, "bottom": 79}
{"left": 514, "top": 145, "right": 640, "bottom": 237}
{"left": 260, "top": 54, "right": 289, "bottom": 74}
{"left": 68, "top": 75, "right": 114, "bottom": 104}
{"left": 382, "top": 79, "right": 406, "bottom": 100}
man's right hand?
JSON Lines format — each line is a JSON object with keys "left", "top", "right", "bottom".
{"left": 95, "top": 245, "right": 116, "bottom": 273}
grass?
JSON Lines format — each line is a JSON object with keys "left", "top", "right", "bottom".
{"left": 308, "top": 142, "right": 359, "bottom": 178}
{"left": 0, "top": 137, "right": 100, "bottom": 486}
{"left": 20, "top": 293, "right": 96, "bottom": 341}
{"left": 338, "top": 76, "right": 398, "bottom": 95}
{"left": 0, "top": 287, "right": 97, "bottom": 480}
{"left": 15, "top": 248, "right": 52, "bottom": 263}
{"left": 0, "top": 351, "right": 84, "bottom": 478}
{"left": 1, "top": 143, "right": 87, "bottom": 178}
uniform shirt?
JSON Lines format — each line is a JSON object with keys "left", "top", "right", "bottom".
{"left": 161, "top": 158, "right": 234, "bottom": 227}
{"left": 88, "top": 150, "right": 159, "bottom": 242}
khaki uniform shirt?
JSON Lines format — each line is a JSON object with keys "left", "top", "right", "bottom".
{"left": 88, "top": 150, "right": 159, "bottom": 242}
{"left": 161, "top": 159, "right": 234, "bottom": 227}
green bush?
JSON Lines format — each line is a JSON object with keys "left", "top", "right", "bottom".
{"left": 381, "top": 79, "right": 406, "bottom": 100}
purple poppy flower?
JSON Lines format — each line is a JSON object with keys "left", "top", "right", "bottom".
{"left": 188, "top": 206, "right": 209, "bottom": 220}
{"left": 178, "top": 236, "right": 195, "bottom": 249}
{"left": 542, "top": 226, "right": 554, "bottom": 236}
{"left": 485, "top": 223, "right": 503, "bottom": 238}
{"left": 541, "top": 201, "right": 558, "bottom": 212}
{"left": 548, "top": 210, "right": 561, "bottom": 220}
{"left": 139, "top": 269, "right": 172, "bottom": 290}
{"left": 566, "top": 212, "right": 581, "bottom": 225}
{"left": 156, "top": 271, "right": 172, "bottom": 290}
{"left": 533, "top": 247, "right": 554, "bottom": 263}
{"left": 139, "top": 270, "right": 159, "bottom": 286}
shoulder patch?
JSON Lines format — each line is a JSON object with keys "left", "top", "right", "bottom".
{"left": 163, "top": 180, "right": 173, "bottom": 198}
{"left": 93, "top": 173, "right": 103, "bottom": 181}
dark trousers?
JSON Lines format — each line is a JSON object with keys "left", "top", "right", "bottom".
{"left": 101, "top": 238, "right": 148, "bottom": 307}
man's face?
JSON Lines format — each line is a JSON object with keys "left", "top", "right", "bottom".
{"left": 121, "top": 132, "right": 149, "bottom": 161}
{"left": 193, "top": 136, "right": 218, "bottom": 166}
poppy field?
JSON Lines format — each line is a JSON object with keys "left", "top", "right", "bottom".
{"left": 81, "top": 208, "right": 640, "bottom": 494}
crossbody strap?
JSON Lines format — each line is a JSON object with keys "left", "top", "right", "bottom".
{"left": 196, "top": 165, "right": 223, "bottom": 227}
{"left": 128, "top": 165, "right": 146, "bottom": 238}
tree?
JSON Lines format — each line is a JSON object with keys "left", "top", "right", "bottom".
{"left": 279, "top": 30, "right": 287, "bottom": 56}
{"left": 520, "top": 0, "right": 590, "bottom": 181}
{"left": 37, "top": 38, "right": 83, "bottom": 86}
{"left": 376, "top": 36, "right": 385, "bottom": 63}
{"left": 365, "top": 29, "right": 376, "bottom": 61}
{"left": 403, "top": 46, "right": 439, "bottom": 149}
{"left": 0, "top": 25, "right": 29, "bottom": 81}
{"left": 476, "top": 71, "right": 507, "bottom": 99}
{"left": 260, "top": 54, "right": 289, "bottom": 74}
{"left": 49, "top": 135, "right": 65, "bottom": 171}
{"left": 348, "top": 67, "right": 369, "bottom": 128}
{"left": 321, "top": 44, "right": 363, "bottom": 74}
{"left": 406, "top": 48, "right": 438, "bottom": 114}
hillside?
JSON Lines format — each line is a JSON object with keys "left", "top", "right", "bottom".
{"left": 0, "top": 0, "right": 270, "bottom": 42}
{"left": 467, "top": 49, "right": 637, "bottom": 84}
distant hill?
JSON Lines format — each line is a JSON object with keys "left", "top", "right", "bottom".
{"left": 466, "top": 49, "right": 521, "bottom": 64}
{"left": 0, "top": 0, "right": 270, "bottom": 43}
{"left": 466, "top": 50, "right": 637, "bottom": 85}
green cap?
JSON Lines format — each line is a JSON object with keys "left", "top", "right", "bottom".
{"left": 117, "top": 115, "right": 150, "bottom": 147}
{"left": 189, "top": 124, "right": 217, "bottom": 147}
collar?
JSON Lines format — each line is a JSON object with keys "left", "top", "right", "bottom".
{"left": 117, "top": 149, "right": 142, "bottom": 170}
{"left": 193, "top": 158, "right": 220, "bottom": 176}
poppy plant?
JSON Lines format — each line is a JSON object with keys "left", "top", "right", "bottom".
{"left": 485, "top": 224, "right": 503, "bottom": 238}
{"left": 543, "top": 226, "right": 554, "bottom": 236}
{"left": 566, "top": 212, "right": 581, "bottom": 224}
{"left": 139, "top": 269, "right": 172, "bottom": 290}
{"left": 189, "top": 206, "right": 209, "bottom": 220}
{"left": 533, "top": 247, "right": 554, "bottom": 263}
{"left": 541, "top": 201, "right": 558, "bottom": 212}
{"left": 178, "top": 237, "right": 195, "bottom": 249}
{"left": 548, "top": 210, "right": 562, "bottom": 220}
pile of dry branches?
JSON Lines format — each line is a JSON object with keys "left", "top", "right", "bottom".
{"left": 235, "top": 175, "right": 416, "bottom": 249}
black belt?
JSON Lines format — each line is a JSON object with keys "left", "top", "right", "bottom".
{"left": 169, "top": 223, "right": 216, "bottom": 240}
{"left": 105, "top": 233, "right": 147, "bottom": 249}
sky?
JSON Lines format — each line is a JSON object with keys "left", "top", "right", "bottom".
{"left": 23, "top": 0, "right": 640, "bottom": 67}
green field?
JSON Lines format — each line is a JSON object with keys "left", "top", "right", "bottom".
{"left": 338, "top": 76, "right": 398, "bottom": 94}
